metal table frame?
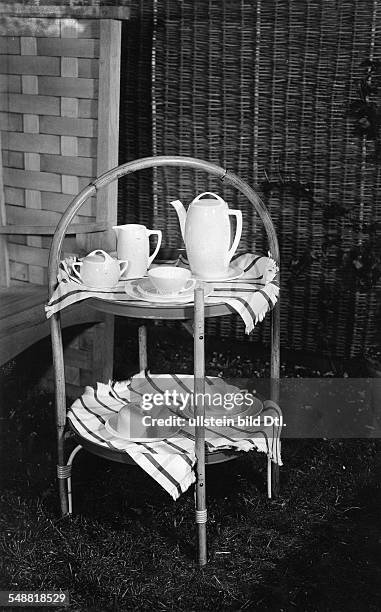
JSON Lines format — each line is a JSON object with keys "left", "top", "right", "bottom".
{"left": 48, "top": 155, "right": 280, "bottom": 566}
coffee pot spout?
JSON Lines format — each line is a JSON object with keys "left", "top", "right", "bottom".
{"left": 170, "top": 200, "right": 186, "bottom": 242}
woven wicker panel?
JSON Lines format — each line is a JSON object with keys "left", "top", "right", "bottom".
{"left": 152, "top": 0, "right": 381, "bottom": 358}
{"left": 118, "top": 6, "right": 154, "bottom": 227}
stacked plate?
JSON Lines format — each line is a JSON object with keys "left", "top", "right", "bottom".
{"left": 180, "top": 379, "right": 263, "bottom": 427}
{"left": 105, "top": 402, "right": 181, "bottom": 442}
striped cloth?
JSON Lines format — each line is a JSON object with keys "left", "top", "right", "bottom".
{"left": 68, "top": 372, "right": 282, "bottom": 500}
{"left": 45, "top": 253, "right": 279, "bottom": 333}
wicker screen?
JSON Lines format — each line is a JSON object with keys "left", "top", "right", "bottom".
{"left": 118, "top": 5, "right": 154, "bottom": 227}
{"left": 150, "top": 0, "right": 381, "bottom": 358}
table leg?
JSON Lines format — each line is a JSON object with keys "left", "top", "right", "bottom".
{"left": 51, "top": 313, "right": 69, "bottom": 516}
{"left": 57, "top": 431, "right": 69, "bottom": 516}
{"left": 138, "top": 325, "right": 148, "bottom": 371}
{"left": 92, "top": 315, "right": 115, "bottom": 384}
{"left": 271, "top": 461, "right": 280, "bottom": 498}
{"left": 270, "top": 302, "right": 281, "bottom": 496}
{"left": 194, "top": 286, "right": 207, "bottom": 566}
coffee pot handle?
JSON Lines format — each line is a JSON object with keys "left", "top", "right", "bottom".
{"left": 227, "top": 210, "right": 243, "bottom": 263}
{"left": 147, "top": 230, "right": 162, "bottom": 266}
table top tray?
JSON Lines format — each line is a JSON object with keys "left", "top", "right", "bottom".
{"left": 87, "top": 297, "right": 232, "bottom": 320}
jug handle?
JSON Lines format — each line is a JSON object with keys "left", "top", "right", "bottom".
{"left": 147, "top": 230, "right": 162, "bottom": 266}
{"left": 227, "top": 210, "right": 243, "bottom": 263}
{"left": 118, "top": 260, "right": 129, "bottom": 277}
{"left": 192, "top": 192, "right": 226, "bottom": 205}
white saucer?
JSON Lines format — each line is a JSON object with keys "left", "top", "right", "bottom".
{"left": 136, "top": 278, "right": 196, "bottom": 301}
{"left": 192, "top": 262, "right": 243, "bottom": 282}
{"left": 125, "top": 279, "right": 212, "bottom": 304}
{"left": 120, "top": 274, "right": 148, "bottom": 282}
{"left": 104, "top": 413, "right": 180, "bottom": 442}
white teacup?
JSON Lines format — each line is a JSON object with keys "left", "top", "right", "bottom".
{"left": 148, "top": 266, "right": 195, "bottom": 295}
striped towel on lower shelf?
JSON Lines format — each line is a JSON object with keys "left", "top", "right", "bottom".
{"left": 68, "top": 372, "right": 282, "bottom": 500}
{"left": 45, "top": 253, "right": 279, "bottom": 333}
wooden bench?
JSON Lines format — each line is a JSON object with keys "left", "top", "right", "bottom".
{"left": 0, "top": 141, "right": 110, "bottom": 381}
{"left": 0, "top": 221, "right": 109, "bottom": 391}
{"left": 0, "top": 271, "right": 105, "bottom": 369}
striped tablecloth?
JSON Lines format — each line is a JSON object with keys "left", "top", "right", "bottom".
{"left": 68, "top": 372, "right": 283, "bottom": 500}
{"left": 45, "top": 253, "right": 279, "bottom": 334}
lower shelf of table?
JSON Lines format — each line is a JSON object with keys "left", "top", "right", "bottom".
{"left": 87, "top": 297, "right": 232, "bottom": 320}
{"left": 70, "top": 428, "right": 241, "bottom": 466}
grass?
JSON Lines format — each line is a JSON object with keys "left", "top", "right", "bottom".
{"left": 0, "top": 323, "right": 380, "bottom": 611}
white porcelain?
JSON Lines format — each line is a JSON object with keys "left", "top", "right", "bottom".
{"left": 171, "top": 192, "right": 243, "bottom": 279}
{"left": 113, "top": 223, "right": 162, "bottom": 279}
{"left": 105, "top": 403, "right": 180, "bottom": 441}
{"left": 71, "top": 249, "right": 128, "bottom": 288}
{"left": 125, "top": 279, "right": 212, "bottom": 304}
{"left": 191, "top": 262, "right": 244, "bottom": 282}
{"left": 147, "top": 266, "right": 195, "bottom": 295}
{"left": 105, "top": 403, "right": 145, "bottom": 439}
{"left": 138, "top": 278, "right": 212, "bottom": 300}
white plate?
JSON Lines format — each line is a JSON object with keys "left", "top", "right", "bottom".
{"left": 104, "top": 413, "right": 180, "bottom": 442}
{"left": 125, "top": 279, "right": 212, "bottom": 304}
{"left": 192, "top": 262, "right": 243, "bottom": 282}
{"left": 75, "top": 281, "right": 120, "bottom": 291}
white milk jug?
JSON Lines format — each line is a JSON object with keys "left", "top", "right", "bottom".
{"left": 113, "top": 224, "right": 162, "bottom": 279}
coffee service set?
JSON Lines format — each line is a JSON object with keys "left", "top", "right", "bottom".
{"left": 72, "top": 192, "right": 243, "bottom": 303}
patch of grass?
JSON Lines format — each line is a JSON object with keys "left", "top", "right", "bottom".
{"left": 1, "top": 328, "right": 380, "bottom": 611}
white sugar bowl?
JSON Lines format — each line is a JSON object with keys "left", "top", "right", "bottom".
{"left": 72, "top": 249, "right": 128, "bottom": 289}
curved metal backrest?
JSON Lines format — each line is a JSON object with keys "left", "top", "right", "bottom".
{"left": 48, "top": 155, "right": 279, "bottom": 296}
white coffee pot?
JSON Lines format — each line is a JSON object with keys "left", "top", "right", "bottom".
{"left": 72, "top": 250, "right": 128, "bottom": 288}
{"left": 171, "top": 192, "right": 242, "bottom": 279}
{"left": 113, "top": 224, "right": 162, "bottom": 279}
